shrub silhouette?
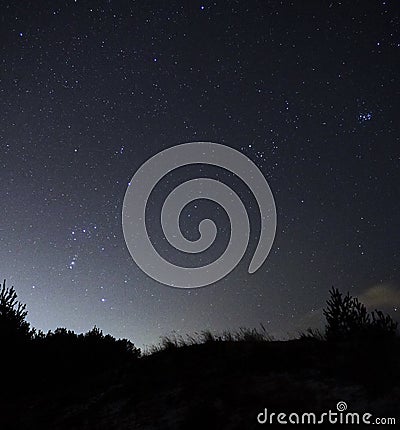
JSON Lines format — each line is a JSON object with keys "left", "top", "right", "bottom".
{"left": 370, "top": 309, "right": 398, "bottom": 337}
{"left": 32, "top": 325, "right": 140, "bottom": 377}
{"left": 0, "top": 278, "right": 140, "bottom": 382}
{"left": 0, "top": 279, "right": 32, "bottom": 343}
{"left": 323, "top": 287, "right": 398, "bottom": 340}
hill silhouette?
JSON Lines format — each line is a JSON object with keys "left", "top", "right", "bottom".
{"left": 0, "top": 280, "right": 399, "bottom": 429}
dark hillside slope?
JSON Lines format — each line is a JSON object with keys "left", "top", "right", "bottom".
{"left": 2, "top": 337, "right": 399, "bottom": 429}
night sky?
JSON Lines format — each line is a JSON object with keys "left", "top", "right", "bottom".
{"left": 1, "top": 1, "right": 399, "bottom": 348}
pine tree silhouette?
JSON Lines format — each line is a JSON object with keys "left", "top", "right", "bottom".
{"left": 0, "top": 279, "right": 32, "bottom": 343}
{"left": 324, "top": 287, "right": 398, "bottom": 340}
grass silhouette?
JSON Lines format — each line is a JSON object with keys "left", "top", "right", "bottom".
{"left": 0, "top": 279, "right": 399, "bottom": 429}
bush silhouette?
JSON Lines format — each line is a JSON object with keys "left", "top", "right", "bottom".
{"left": 31, "top": 326, "right": 140, "bottom": 378}
{"left": 0, "top": 278, "right": 140, "bottom": 383}
{"left": 0, "top": 279, "right": 32, "bottom": 344}
{"left": 323, "top": 287, "right": 398, "bottom": 340}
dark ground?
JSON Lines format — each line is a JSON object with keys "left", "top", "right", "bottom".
{"left": 1, "top": 337, "right": 399, "bottom": 429}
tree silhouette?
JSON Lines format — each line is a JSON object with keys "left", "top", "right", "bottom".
{"left": 323, "top": 287, "right": 398, "bottom": 340}
{"left": 0, "top": 279, "right": 141, "bottom": 377}
{"left": 0, "top": 279, "right": 32, "bottom": 343}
